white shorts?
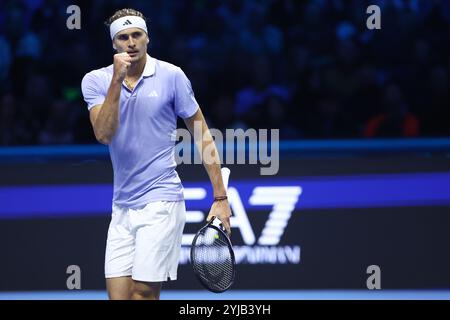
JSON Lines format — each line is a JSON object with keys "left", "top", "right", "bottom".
{"left": 104, "top": 200, "right": 186, "bottom": 282}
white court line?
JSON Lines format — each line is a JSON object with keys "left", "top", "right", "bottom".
{"left": 0, "top": 290, "right": 450, "bottom": 300}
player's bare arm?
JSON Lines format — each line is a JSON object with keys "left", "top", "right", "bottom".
{"left": 184, "top": 108, "right": 232, "bottom": 235}
{"left": 89, "top": 52, "right": 131, "bottom": 144}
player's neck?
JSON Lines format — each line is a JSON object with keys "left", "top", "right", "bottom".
{"left": 127, "top": 54, "right": 147, "bottom": 79}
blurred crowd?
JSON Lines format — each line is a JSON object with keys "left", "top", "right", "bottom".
{"left": 0, "top": 0, "right": 449, "bottom": 146}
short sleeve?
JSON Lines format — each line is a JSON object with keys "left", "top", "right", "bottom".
{"left": 173, "top": 67, "right": 199, "bottom": 118}
{"left": 81, "top": 71, "right": 106, "bottom": 110}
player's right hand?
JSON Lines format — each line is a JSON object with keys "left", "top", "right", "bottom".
{"left": 113, "top": 52, "right": 131, "bottom": 82}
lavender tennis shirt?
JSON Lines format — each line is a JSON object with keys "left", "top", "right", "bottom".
{"left": 81, "top": 54, "right": 199, "bottom": 208}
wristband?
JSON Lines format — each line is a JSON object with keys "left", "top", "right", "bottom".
{"left": 214, "top": 195, "right": 228, "bottom": 202}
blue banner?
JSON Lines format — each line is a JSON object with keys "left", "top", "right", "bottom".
{"left": 1, "top": 172, "right": 450, "bottom": 219}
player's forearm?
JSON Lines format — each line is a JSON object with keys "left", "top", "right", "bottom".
{"left": 94, "top": 78, "right": 121, "bottom": 144}
{"left": 206, "top": 162, "right": 227, "bottom": 197}
{"left": 185, "top": 109, "right": 227, "bottom": 197}
{"left": 199, "top": 133, "right": 227, "bottom": 198}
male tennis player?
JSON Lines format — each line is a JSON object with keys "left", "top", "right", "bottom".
{"left": 81, "top": 8, "right": 231, "bottom": 300}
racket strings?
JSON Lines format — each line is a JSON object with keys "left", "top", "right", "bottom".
{"left": 192, "top": 227, "right": 234, "bottom": 292}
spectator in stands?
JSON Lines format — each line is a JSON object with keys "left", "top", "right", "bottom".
{"left": 363, "top": 83, "right": 420, "bottom": 138}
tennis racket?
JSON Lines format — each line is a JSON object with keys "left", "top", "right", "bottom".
{"left": 190, "top": 167, "right": 236, "bottom": 293}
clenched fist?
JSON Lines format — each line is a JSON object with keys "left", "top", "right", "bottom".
{"left": 113, "top": 52, "right": 131, "bottom": 82}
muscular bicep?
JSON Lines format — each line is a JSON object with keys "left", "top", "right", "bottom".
{"left": 89, "top": 105, "right": 102, "bottom": 128}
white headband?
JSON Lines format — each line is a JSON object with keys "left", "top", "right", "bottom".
{"left": 110, "top": 16, "right": 148, "bottom": 40}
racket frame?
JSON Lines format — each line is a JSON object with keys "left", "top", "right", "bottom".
{"left": 190, "top": 217, "right": 236, "bottom": 293}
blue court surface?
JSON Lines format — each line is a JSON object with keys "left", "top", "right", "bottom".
{"left": 0, "top": 290, "right": 450, "bottom": 300}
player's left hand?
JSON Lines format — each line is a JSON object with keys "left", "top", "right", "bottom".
{"left": 207, "top": 200, "right": 232, "bottom": 237}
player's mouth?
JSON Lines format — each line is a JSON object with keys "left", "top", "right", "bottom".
{"left": 127, "top": 50, "right": 139, "bottom": 56}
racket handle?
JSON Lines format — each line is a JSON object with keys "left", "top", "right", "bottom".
{"left": 221, "top": 167, "right": 231, "bottom": 191}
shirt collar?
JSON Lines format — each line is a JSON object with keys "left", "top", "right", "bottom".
{"left": 143, "top": 54, "right": 156, "bottom": 77}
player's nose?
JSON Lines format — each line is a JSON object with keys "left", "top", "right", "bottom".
{"left": 127, "top": 39, "right": 136, "bottom": 48}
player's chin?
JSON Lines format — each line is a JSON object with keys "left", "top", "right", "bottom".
{"left": 132, "top": 52, "right": 145, "bottom": 61}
